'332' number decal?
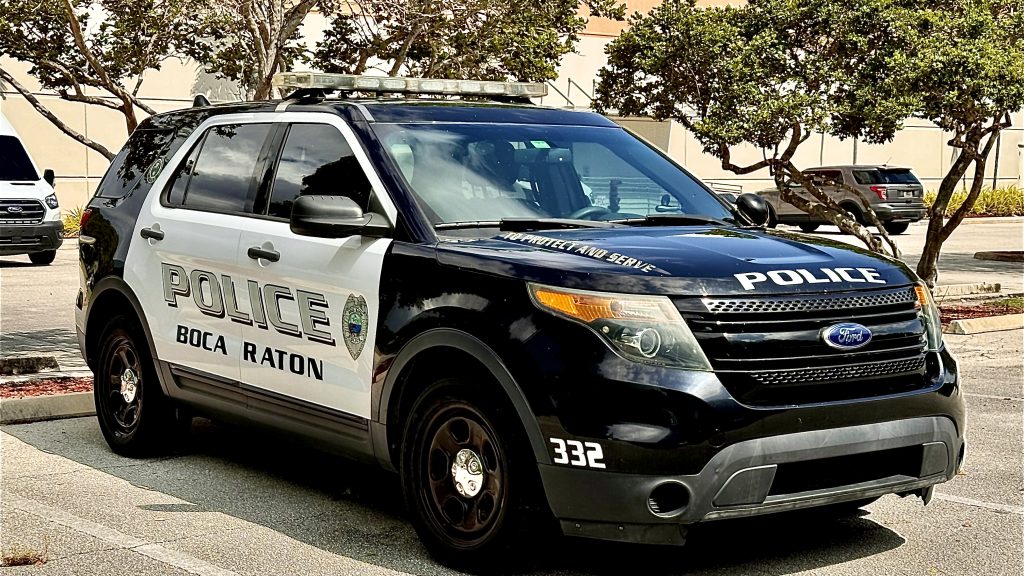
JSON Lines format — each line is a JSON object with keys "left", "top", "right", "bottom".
{"left": 550, "top": 438, "right": 606, "bottom": 469}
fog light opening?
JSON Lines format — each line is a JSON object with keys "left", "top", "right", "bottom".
{"left": 648, "top": 482, "right": 690, "bottom": 518}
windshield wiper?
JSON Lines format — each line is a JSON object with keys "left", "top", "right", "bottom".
{"left": 608, "top": 214, "right": 732, "bottom": 227}
{"left": 435, "top": 218, "right": 622, "bottom": 232}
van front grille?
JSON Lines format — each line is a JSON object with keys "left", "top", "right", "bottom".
{"left": 0, "top": 199, "right": 45, "bottom": 224}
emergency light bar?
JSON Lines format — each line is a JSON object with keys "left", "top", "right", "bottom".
{"left": 273, "top": 72, "right": 547, "bottom": 99}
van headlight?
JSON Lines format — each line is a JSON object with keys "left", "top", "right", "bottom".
{"left": 44, "top": 194, "right": 59, "bottom": 209}
{"left": 915, "top": 283, "right": 943, "bottom": 351}
{"left": 528, "top": 283, "right": 711, "bottom": 370}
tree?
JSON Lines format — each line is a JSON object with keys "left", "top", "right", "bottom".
{"left": 310, "top": 0, "right": 625, "bottom": 82}
{"left": 0, "top": 0, "right": 207, "bottom": 160}
{"left": 594, "top": 0, "right": 914, "bottom": 257}
{"left": 195, "top": 0, "right": 323, "bottom": 100}
{"left": 897, "top": 0, "right": 1024, "bottom": 285}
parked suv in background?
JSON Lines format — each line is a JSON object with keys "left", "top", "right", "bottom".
{"left": 759, "top": 165, "right": 926, "bottom": 234}
{"left": 76, "top": 74, "right": 964, "bottom": 571}
{"left": 0, "top": 112, "right": 63, "bottom": 264}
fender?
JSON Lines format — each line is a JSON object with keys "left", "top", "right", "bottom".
{"left": 372, "top": 328, "right": 551, "bottom": 471}
{"left": 84, "top": 276, "right": 171, "bottom": 397}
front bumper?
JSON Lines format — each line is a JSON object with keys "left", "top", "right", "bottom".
{"left": 0, "top": 220, "right": 63, "bottom": 255}
{"left": 542, "top": 416, "right": 962, "bottom": 545}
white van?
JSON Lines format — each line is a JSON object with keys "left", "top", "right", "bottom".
{"left": 0, "top": 111, "right": 63, "bottom": 264}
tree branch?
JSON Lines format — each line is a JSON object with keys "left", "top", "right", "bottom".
{"left": 0, "top": 66, "right": 114, "bottom": 160}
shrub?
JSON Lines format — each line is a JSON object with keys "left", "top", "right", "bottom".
{"left": 62, "top": 206, "right": 84, "bottom": 238}
{"left": 924, "top": 186, "right": 1024, "bottom": 217}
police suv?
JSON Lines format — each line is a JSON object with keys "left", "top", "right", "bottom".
{"left": 76, "top": 73, "right": 965, "bottom": 569}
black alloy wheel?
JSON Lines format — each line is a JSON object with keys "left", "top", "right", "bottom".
{"left": 401, "top": 378, "right": 546, "bottom": 571}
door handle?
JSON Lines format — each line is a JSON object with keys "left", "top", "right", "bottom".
{"left": 247, "top": 246, "right": 280, "bottom": 263}
{"left": 140, "top": 227, "right": 164, "bottom": 241}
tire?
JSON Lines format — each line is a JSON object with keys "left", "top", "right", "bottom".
{"left": 28, "top": 250, "right": 56, "bottom": 265}
{"left": 400, "top": 377, "right": 548, "bottom": 571}
{"left": 839, "top": 204, "right": 864, "bottom": 233}
{"left": 94, "top": 315, "right": 185, "bottom": 456}
{"left": 883, "top": 221, "right": 910, "bottom": 235}
{"left": 798, "top": 223, "right": 820, "bottom": 233}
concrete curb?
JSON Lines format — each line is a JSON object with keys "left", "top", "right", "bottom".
{"left": 0, "top": 369, "right": 93, "bottom": 385}
{"left": 945, "top": 216, "right": 1024, "bottom": 225}
{"left": 975, "top": 251, "right": 1024, "bottom": 263}
{"left": 0, "top": 392, "right": 95, "bottom": 425}
{"left": 933, "top": 282, "right": 1002, "bottom": 298}
{"left": 945, "top": 314, "right": 1024, "bottom": 335}
{"left": 0, "top": 356, "right": 60, "bottom": 376}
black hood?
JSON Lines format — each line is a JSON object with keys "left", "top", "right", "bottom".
{"left": 435, "top": 226, "right": 917, "bottom": 296}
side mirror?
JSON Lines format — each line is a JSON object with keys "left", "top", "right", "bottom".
{"left": 734, "top": 193, "right": 770, "bottom": 227}
{"left": 655, "top": 193, "right": 675, "bottom": 212}
{"left": 43, "top": 169, "right": 56, "bottom": 187}
{"left": 289, "top": 195, "right": 390, "bottom": 239}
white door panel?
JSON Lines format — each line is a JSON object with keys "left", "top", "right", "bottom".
{"left": 237, "top": 220, "right": 390, "bottom": 419}
{"left": 125, "top": 202, "right": 245, "bottom": 382}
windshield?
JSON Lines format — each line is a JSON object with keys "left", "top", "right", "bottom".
{"left": 0, "top": 136, "right": 39, "bottom": 182}
{"left": 371, "top": 123, "right": 732, "bottom": 227}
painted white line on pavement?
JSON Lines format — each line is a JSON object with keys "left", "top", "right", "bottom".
{"left": 963, "top": 392, "right": 1024, "bottom": 402}
{"left": 6, "top": 493, "right": 239, "bottom": 576}
{"left": 934, "top": 492, "right": 1024, "bottom": 515}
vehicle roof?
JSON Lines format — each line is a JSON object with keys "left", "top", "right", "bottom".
{"left": 809, "top": 164, "right": 912, "bottom": 171}
{"left": 142, "top": 98, "right": 617, "bottom": 128}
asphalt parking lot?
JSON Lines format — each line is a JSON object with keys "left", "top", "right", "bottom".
{"left": 1, "top": 218, "right": 1022, "bottom": 575}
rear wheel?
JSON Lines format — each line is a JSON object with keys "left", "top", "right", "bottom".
{"left": 883, "top": 221, "right": 910, "bottom": 235}
{"left": 798, "top": 223, "right": 820, "bottom": 233}
{"left": 766, "top": 204, "right": 779, "bottom": 229}
{"left": 839, "top": 204, "right": 864, "bottom": 233}
{"left": 94, "top": 315, "right": 186, "bottom": 456}
{"left": 400, "top": 377, "right": 547, "bottom": 571}
{"left": 29, "top": 250, "right": 56, "bottom": 265}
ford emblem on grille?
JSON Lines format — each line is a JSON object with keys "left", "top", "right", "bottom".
{"left": 7, "top": 206, "right": 23, "bottom": 213}
{"left": 821, "top": 323, "right": 872, "bottom": 350}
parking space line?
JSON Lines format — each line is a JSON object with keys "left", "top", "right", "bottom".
{"left": 6, "top": 493, "right": 239, "bottom": 576}
{"left": 963, "top": 392, "right": 1024, "bottom": 402}
{"left": 934, "top": 492, "right": 1024, "bottom": 515}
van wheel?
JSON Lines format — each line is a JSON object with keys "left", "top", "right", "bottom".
{"left": 400, "top": 377, "right": 546, "bottom": 571}
{"left": 28, "top": 250, "right": 56, "bottom": 265}
{"left": 883, "top": 222, "right": 909, "bottom": 235}
{"left": 798, "top": 223, "right": 820, "bottom": 233}
{"left": 94, "top": 315, "right": 184, "bottom": 456}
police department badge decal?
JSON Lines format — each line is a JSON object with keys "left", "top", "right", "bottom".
{"left": 343, "top": 294, "right": 369, "bottom": 360}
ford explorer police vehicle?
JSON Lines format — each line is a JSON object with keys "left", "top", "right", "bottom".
{"left": 76, "top": 73, "right": 965, "bottom": 569}
{"left": 1, "top": 111, "right": 63, "bottom": 264}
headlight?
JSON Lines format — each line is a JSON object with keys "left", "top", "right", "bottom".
{"left": 44, "top": 193, "right": 59, "bottom": 209}
{"left": 915, "top": 283, "right": 943, "bottom": 351}
{"left": 528, "top": 283, "right": 711, "bottom": 370}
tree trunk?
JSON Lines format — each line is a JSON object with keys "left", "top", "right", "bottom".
{"left": 916, "top": 139, "right": 979, "bottom": 286}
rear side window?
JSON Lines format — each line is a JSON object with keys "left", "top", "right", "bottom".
{"left": 806, "top": 170, "right": 842, "bottom": 185}
{"left": 0, "top": 136, "right": 38, "bottom": 181}
{"left": 852, "top": 169, "right": 882, "bottom": 185}
{"left": 879, "top": 169, "right": 920, "bottom": 185}
{"left": 266, "top": 123, "right": 372, "bottom": 218}
{"left": 167, "top": 123, "right": 272, "bottom": 213}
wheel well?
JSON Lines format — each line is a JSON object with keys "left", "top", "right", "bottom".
{"left": 85, "top": 289, "right": 141, "bottom": 371}
{"left": 385, "top": 346, "right": 508, "bottom": 467}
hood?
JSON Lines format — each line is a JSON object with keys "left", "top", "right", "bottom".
{"left": 435, "top": 226, "right": 917, "bottom": 296}
{"left": 0, "top": 179, "right": 51, "bottom": 200}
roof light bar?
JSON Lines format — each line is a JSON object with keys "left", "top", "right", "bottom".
{"left": 273, "top": 72, "right": 547, "bottom": 99}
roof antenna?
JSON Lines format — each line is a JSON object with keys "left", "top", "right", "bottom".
{"left": 192, "top": 94, "right": 211, "bottom": 107}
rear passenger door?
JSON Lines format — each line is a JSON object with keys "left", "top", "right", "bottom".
{"left": 126, "top": 120, "right": 275, "bottom": 383}
{"left": 236, "top": 116, "right": 394, "bottom": 420}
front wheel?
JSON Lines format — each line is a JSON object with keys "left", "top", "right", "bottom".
{"left": 883, "top": 221, "right": 910, "bottom": 235}
{"left": 400, "top": 378, "right": 547, "bottom": 571}
{"left": 94, "top": 315, "right": 185, "bottom": 456}
{"left": 29, "top": 250, "right": 56, "bottom": 265}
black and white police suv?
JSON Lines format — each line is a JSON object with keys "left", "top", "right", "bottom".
{"left": 76, "top": 72, "right": 965, "bottom": 569}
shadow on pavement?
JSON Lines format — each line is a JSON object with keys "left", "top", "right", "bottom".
{"left": 3, "top": 418, "right": 905, "bottom": 576}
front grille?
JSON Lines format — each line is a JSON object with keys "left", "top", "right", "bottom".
{"left": 678, "top": 286, "right": 934, "bottom": 406}
{"left": 0, "top": 235, "right": 45, "bottom": 246}
{"left": 0, "top": 199, "right": 45, "bottom": 224}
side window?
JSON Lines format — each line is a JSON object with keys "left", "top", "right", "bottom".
{"left": 167, "top": 123, "right": 271, "bottom": 213}
{"left": 267, "top": 123, "right": 372, "bottom": 219}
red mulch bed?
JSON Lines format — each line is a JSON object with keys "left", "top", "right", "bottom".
{"left": 0, "top": 377, "right": 93, "bottom": 399}
{"left": 940, "top": 303, "right": 1023, "bottom": 327}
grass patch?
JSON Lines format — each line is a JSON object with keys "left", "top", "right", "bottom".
{"left": 986, "top": 296, "right": 1024, "bottom": 310}
{"left": 1, "top": 541, "right": 48, "bottom": 567}
{"left": 924, "top": 186, "right": 1024, "bottom": 217}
